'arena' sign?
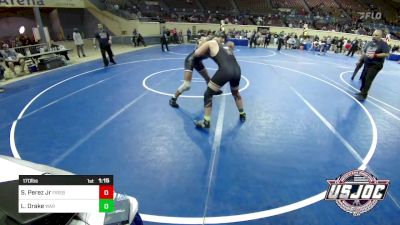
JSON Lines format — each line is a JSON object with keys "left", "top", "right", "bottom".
{"left": 0, "top": 0, "right": 85, "bottom": 8}
{"left": 0, "top": 0, "right": 44, "bottom": 6}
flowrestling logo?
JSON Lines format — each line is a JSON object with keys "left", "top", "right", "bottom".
{"left": 325, "top": 170, "right": 389, "bottom": 216}
{"left": 358, "top": 12, "right": 382, "bottom": 20}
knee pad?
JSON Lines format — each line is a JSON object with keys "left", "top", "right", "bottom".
{"left": 178, "top": 81, "right": 191, "bottom": 93}
{"left": 204, "top": 87, "right": 217, "bottom": 107}
{"left": 184, "top": 54, "right": 195, "bottom": 71}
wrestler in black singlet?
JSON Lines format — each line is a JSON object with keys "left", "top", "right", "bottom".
{"left": 209, "top": 44, "right": 241, "bottom": 89}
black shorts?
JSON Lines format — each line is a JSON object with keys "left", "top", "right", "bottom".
{"left": 210, "top": 66, "right": 241, "bottom": 89}
{"left": 184, "top": 51, "right": 205, "bottom": 72}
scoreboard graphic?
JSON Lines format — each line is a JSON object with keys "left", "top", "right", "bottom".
{"left": 18, "top": 175, "right": 114, "bottom": 213}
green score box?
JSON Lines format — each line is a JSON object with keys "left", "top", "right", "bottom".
{"left": 99, "top": 199, "right": 114, "bottom": 212}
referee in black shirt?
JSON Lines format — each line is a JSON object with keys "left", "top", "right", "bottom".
{"left": 93, "top": 24, "right": 116, "bottom": 67}
{"left": 356, "top": 30, "right": 390, "bottom": 100}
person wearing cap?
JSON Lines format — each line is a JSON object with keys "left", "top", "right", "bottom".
{"left": 0, "top": 43, "right": 26, "bottom": 76}
{"left": 93, "top": 24, "right": 116, "bottom": 67}
{"left": 73, "top": 28, "right": 86, "bottom": 58}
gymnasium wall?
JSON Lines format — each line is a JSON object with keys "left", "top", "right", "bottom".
{"left": 0, "top": 16, "right": 36, "bottom": 40}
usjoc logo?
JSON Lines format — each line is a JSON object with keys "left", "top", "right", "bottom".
{"left": 325, "top": 170, "right": 389, "bottom": 216}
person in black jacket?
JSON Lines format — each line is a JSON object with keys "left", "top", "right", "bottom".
{"left": 264, "top": 32, "right": 271, "bottom": 47}
{"left": 347, "top": 38, "right": 359, "bottom": 57}
{"left": 277, "top": 35, "right": 284, "bottom": 51}
{"left": 160, "top": 30, "right": 169, "bottom": 52}
{"left": 132, "top": 29, "right": 138, "bottom": 47}
{"left": 136, "top": 33, "right": 146, "bottom": 47}
{"left": 336, "top": 37, "right": 344, "bottom": 53}
{"left": 0, "top": 53, "right": 4, "bottom": 93}
{"left": 249, "top": 31, "right": 257, "bottom": 48}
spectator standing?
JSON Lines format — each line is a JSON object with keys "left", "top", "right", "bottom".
{"left": 160, "top": 30, "right": 169, "bottom": 52}
{"left": 336, "top": 37, "right": 344, "bottom": 53}
{"left": 187, "top": 28, "right": 192, "bottom": 42}
{"left": 132, "top": 29, "right": 138, "bottom": 47}
{"left": 0, "top": 62, "right": 5, "bottom": 93}
{"left": 347, "top": 38, "right": 359, "bottom": 57}
{"left": 249, "top": 31, "right": 257, "bottom": 48}
{"left": 73, "top": 28, "right": 86, "bottom": 57}
{"left": 264, "top": 31, "right": 271, "bottom": 47}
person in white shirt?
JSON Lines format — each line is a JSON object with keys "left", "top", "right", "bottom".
{"left": 73, "top": 28, "right": 86, "bottom": 57}
{"left": 288, "top": 37, "right": 295, "bottom": 49}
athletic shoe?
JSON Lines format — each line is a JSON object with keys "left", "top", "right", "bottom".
{"left": 194, "top": 119, "right": 210, "bottom": 128}
{"left": 355, "top": 95, "right": 366, "bottom": 101}
{"left": 169, "top": 98, "right": 179, "bottom": 108}
{"left": 239, "top": 112, "right": 246, "bottom": 122}
{"left": 355, "top": 92, "right": 363, "bottom": 96}
{"left": 355, "top": 93, "right": 367, "bottom": 101}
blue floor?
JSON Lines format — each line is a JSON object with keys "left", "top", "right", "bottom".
{"left": 0, "top": 45, "right": 399, "bottom": 224}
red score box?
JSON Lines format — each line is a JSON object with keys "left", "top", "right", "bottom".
{"left": 99, "top": 185, "right": 114, "bottom": 199}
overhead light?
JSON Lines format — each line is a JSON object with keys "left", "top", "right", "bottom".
{"left": 19, "top": 26, "right": 25, "bottom": 34}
